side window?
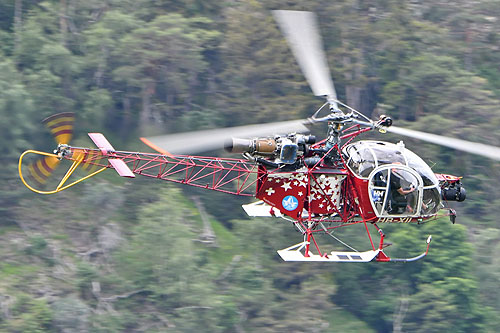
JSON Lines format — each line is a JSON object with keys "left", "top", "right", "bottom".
{"left": 359, "top": 148, "right": 376, "bottom": 177}
{"left": 369, "top": 166, "right": 423, "bottom": 217}
{"left": 384, "top": 168, "right": 419, "bottom": 215}
{"left": 369, "top": 169, "right": 388, "bottom": 216}
{"left": 347, "top": 148, "right": 361, "bottom": 176}
{"left": 421, "top": 187, "right": 441, "bottom": 215}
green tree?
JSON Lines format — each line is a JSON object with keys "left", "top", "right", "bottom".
{"left": 52, "top": 297, "right": 90, "bottom": 333}
{"left": 111, "top": 186, "right": 222, "bottom": 331}
{"left": 218, "top": 0, "right": 314, "bottom": 126}
{"left": 473, "top": 228, "right": 500, "bottom": 311}
{"left": 14, "top": 3, "right": 79, "bottom": 116}
{"left": 1, "top": 293, "right": 53, "bottom": 332}
{"left": 0, "top": 58, "right": 36, "bottom": 223}
{"left": 333, "top": 221, "right": 486, "bottom": 331}
{"left": 111, "top": 13, "right": 220, "bottom": 130}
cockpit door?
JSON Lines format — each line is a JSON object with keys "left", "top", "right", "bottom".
{"left": 368, "top": 165, "right": 423, "bottom": 218}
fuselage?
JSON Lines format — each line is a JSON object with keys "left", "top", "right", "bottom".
{"left": 254, "top": 140, "right": 443, "bottom": 224}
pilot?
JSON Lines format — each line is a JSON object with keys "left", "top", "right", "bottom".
{"left": 388, "top": 166, "right": 416, "bottom": 214}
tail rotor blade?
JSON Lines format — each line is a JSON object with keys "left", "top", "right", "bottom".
{"left": 26, "top": 112, "right": 75, "bottom": 185}
{"left": 273, "top": 10, "right": 338, "bottom": 108}
{"left": 141, "top": 119, "right": 311, "bottom": 155}
{"left": 27, "top": 155, "right": 60, "bottom": 185}
{"left": 42, "top": 112, "right": 75, "bottom": 145}
{"left": 386, "top": 126, "right": 500, "bottom": 161}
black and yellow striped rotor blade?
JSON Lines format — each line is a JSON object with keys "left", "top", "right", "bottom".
{"left": 27, "top": 155, "right": 60, "bottom": 185}
{"left": 42, "top": 112, "right": 75, "bottom": 145}
{"left": 26, "top": 112, "right": 74, "bottom": 185}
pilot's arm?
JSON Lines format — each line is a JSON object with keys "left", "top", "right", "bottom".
{"left": 397, "top": 185, "right": 415, "bottom": 196}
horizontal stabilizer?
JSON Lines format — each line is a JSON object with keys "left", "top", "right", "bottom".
{"left": 109, "top": 159, "right": 135, "bottom": 178}
{"left": 88, "top": 133, "right": 115, "bottom": 153}
{"left": 242, "top": 201, "right": 282, "bottom": 217}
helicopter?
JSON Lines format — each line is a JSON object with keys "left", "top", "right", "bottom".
{"left": 19, "top": 10, "right": 500, "bottom": 263}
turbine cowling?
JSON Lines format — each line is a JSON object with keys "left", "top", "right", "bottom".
{"left": 224, "top": 138, "right": 277, "bottom": 155}
{"left": 225, "top": 134, "right": 315, "bottom": 165}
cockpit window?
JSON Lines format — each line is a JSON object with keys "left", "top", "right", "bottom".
{"left": 370, "top": 144, "right": 406, "bottom": 167}
{"left": 346, "top": 142, "right": 376, "bottom": 177}
{"left": 404, "top": 149, "right": 439, "bottom": 186}
{"left": 346, "top": 141, "right": 441, "bottom": 217}
{"left": 369, "top": 166, "right": 419, "bottom": 216}
{"left": 368, "top": 164, "right": 440, "bottom": 217}
{"left": 385, "top": 168, "right": 419, "bottom": 215}
{"left": 358, "top": 146, "right": 376, "bottom": 177}
{"left": 347, "top": 146, "right": 362, "bottom": 176}
{"left": 344, "top": 141, "right": 439, "bottom": 188}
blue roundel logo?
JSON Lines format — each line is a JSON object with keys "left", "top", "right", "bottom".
{"left": 282, "top": 195, "right": 299, "bottom": 211}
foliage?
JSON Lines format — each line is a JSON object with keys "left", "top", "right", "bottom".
{"left": 0, "top": 0, "right": 499, "bottom": 331}
{"left": 0, "top": 293, "right": 53, "bottom": 333}
{"left": 52, "top": 297, "right": 90, "bottom": 333}
{"left": 333, "top": 222, "right": 486, "bottom": 332}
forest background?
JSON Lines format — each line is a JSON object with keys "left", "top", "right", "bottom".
{"left": 1, "top": 0, "right": 500, "bottom": 332}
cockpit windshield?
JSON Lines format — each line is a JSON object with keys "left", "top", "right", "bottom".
{"left": 344, "top": 141, "right": 441, "bottom": 217}
{"left": 343, "top": 141, "right": 439, "bottom": 187}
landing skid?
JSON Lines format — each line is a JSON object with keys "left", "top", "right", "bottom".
{"left": 277, "top": 242, "right": 380, "bottom": 262}
{"left": 277, "top": 235, "right": 432, "bottom": 263}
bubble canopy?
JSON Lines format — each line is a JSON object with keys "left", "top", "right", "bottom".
{"left": 343, "top": 141, "right": 439, "bottom": 187}
{"left": 343, "top": 141, "right": 442, "bottom": 217}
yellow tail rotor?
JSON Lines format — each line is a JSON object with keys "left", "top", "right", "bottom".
{"left": 42, "top": 112, "right": 75, "bottom": 145}
{"left": 20, "top": 112, "right": 107, "bottom": 194}
{"left": 24, "top": 112, "right": 75, "bottom": 186}
{"left": 27, "top": 155, "right": 60, "bottom": 185}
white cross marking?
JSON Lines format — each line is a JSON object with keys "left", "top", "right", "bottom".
{"left": 265, "top": 187, "right": 275, "bottom": 196}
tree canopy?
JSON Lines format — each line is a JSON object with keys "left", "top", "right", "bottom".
{"left": 1, "top": 0, "right": 499, "bottom": 331}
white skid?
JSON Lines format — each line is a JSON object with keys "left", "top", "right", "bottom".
{"left": 277, "top": 242, "right": 380, "bottom": 262}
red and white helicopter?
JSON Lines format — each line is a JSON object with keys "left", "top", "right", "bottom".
{"left": 19, "top": 11, "right": 500, "bottom": 263}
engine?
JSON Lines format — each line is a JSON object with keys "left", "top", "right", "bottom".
{"left": 225, "top": 134, "right": 316, "bottom": 165}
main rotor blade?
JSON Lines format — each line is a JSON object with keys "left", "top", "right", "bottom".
{"left": 272, "top": 10, "right": 338, "bottom": 108}
{"left": 387, "top": 126, "right": 500, "bottom": 161}
{"left": 141, "top": 119, "right": 311, "bottom": 155}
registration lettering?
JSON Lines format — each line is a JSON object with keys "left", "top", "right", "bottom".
{"left": 378, "top": 217, "right": 412, "bottom": 223}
